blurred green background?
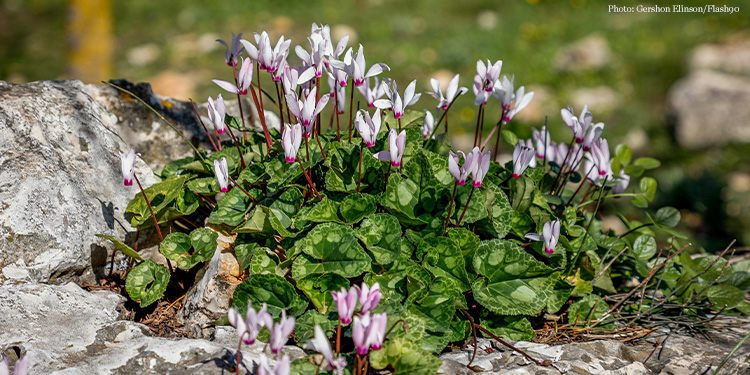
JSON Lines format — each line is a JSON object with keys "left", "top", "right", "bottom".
{"left": 1, "top": 0, "right": 749, "bottom": 251}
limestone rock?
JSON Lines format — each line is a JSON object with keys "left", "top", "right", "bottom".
{"left": 0, "top": 80, "right": 156, "bottom": 284}
{"left": 667, "top": 70, "right": 750, "bottom": 148}
{"left": 177, "top": 228, "right": 242, "bottom": 337}
{"left": 0, "top": 282, "right": 304, "bottom": 374}
{"left": 86, "top": 80, "right": 280, "bottom": 173}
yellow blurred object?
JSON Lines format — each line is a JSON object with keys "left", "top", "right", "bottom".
{"left": 67, "top": 0, "right": 113, "bottom": 83}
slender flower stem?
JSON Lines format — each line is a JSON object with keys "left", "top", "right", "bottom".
{"left": 565, "top": 176, "right": 608, "bottom": 277}
{"left": 225, "top": 126, "right": 247, "bottom": 170}
{"left": 555, "top": 146, "right": 585, "bottom": 196}
{"left": 492, "top": 122, "right": 502, "bottom": 158}
{"left": 473, "top": 105, "right": 484, "bottom": 147}
{"left": 316, "top": 76, "right": 322, "bottom": 137}
{"left": 274, "top": 81, "right": 284, "bottom": 128}
{"left": 314, "top": 127, "right": 327, "bottom": 161}
{"left": 398, "top": 117, "right": 402, "bottom": 133}
{"left": 443, "top": 182, "right": 458, "bottom": 235}
{"left": 189, "top": 99, "right": 218, "bottom": 152}
{"left": 348, "top": 77, "right": 355, "bottom": 141}
{"left": 228, "top": 176, "right": 258, "bottom": 203}
{"left": 134, "top": 175, "right": 173, "bottom": 274}
{"left": 298, "top": 158, "right": 322, "bottom": 200}
{"left": 357, "top": 141, "right": 364, "bottom": 193}
{"left": 248, "top": 85, "right": 274, "bottom": 151}
{"left": 305, "top": 136, "right": 311, "bottom": 163}
{"left": 444, "top": 111, "right": 449, "bottom": 133}
{"left": 565, "top": 165, "right": 596, "bottom": 207}
{"left": 550, "top": 137, "right": 577, "bottom": 194}
{"left": 134, "top": 175, "right": 163, "bottom": 242}
{"left": 256, "top": 64, "right": 266, "bottom": 123}
{"left": 336, "top": 321, "right": 341, "bottom": 354}
{"left": 456, "top": 186, "right": 475, "bottom": 227}
{"left": 384, "top": 319, "right": 407, "bottom": 338}
{"left": 334, "top": 91, "right": 341, "bottom": 141}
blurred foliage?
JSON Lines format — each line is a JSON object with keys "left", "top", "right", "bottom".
{"left": 1, "top": 0, "right": 748, "bottom": 250}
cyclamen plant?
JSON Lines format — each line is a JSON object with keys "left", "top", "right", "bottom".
{"left": 99, "top": 21, "right": 749, "bottom": 375}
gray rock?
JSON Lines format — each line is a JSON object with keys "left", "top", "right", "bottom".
{"left": 667, "top": 70, "right": 750, "bottom": 148}
{"left": 0, "top": 282, "right": 303, "bottom": 374}
{"left": 87, "top": 80, "right": 280, "bottom": 173}
{"left": 0, "top": 80, "right": 156, "bottom": 284}
{"left": 177, "top": 228, "right": 242, "bottom": 337}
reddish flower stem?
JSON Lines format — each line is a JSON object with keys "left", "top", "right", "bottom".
{"left": 298, "top": 158, "right": 322, "bottom": 200}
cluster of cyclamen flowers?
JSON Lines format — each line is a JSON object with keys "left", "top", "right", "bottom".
{"left": 227, "top": 301, "right": 294, "bottom": 375}
{"left": 226, "top": 282, "right": 383, "bottom": 375}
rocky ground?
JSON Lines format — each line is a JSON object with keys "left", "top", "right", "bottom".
{"left": 0, "top": 79, "right": 748, "bottom": 374}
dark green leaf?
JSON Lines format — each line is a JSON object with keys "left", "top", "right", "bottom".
{"left": 125, "top": 260, "right": 170, "bottom": 308}
{"left": 339, "top": 193, "right": 377, "bottom": 224}
{"left": 653, "top": 206, "right": 680, "bottom": 228}
{"left": 207, "top": 187, "right": 256, "bottom": 226}
{"left": 232, "top": 273, "right": 303, "bottom": 318}
{"left": 296, "top": 273, "right": 350, "bottom": 313}
{"left": 632, "top": 234, "right": 657, "bottom": 261}
{"left": 291, "top": 223, "right": 371, "bottom": 278}
{"left": 356, "top": 214, "right": 402, "bottom": 265}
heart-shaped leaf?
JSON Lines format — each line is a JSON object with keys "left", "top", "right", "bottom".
{"left": 292, "top": 223, "right": 371, "bottom": 279}
{"left": 356, "top": 213, "right": 402, "bottom": 265}
{"left": 125, "top": 260, "right": 170, "bottom": 308}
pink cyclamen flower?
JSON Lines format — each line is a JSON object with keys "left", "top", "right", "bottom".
{"left": 241, "top": 31, "right": 290, "bottom": 73}
{"left": 115, "top": 148, "right": 138, "bottom": 186}
{"left": 358, "top": 77, "right": 388, "bottom": 108}
{"left": 355, "top": 282, "right": 381, "bottom": 314}
{"left": 373, "top": 129, "right": 406, "bottom": 167}
{"left": 258, "top": 354, "right": 290, "bottom": 375}
{"left": 512, "top": 143, "right": 535, "bottom": 179}
{"left": 448, "top": 149, "right": 477, "bottom": 186}
{"left": 213, "top": 157, "right": 229, "bottom": 193}
{"left": 352, "top": 313, "right": 372, "bottom": 355}
{"left": 612, "top": 170, "right": 630, "bottom": 194}
{"left": 270, "top": 310, "right": 296, "bottom": 354}
{"left": 228, "top": 301, "right": 273, "bottom": 345}
{"left": 337, "top": 44, "right": 390, "bottom": 87}
{"left": 532, "top": 126, "right": 553, "bottom": 160}
{"left": 354, "top": 109, "right": 382, "bottom": 147}
{"left": 525, "top": 220, "right": 561, "bottom": 254}
{"left": 429, "top": 74, "right": 467, "bottom": 110}
{"left": 285, "top": 87, "right": 330, "bottom": 137}
{"left": 1, "top": 355, "right": 28, "bottom": 375}
{"left": 304, "top": 325, "right": 347, "bottom": 372}
{"left": 368, "top": 312, "right": 388, "bottom": 351}
{"left": 581, "top": 122, "right": 604, "bottom": 152}
{"left": 282, "top": 124, "right": 303, "bottom": 163}
{"left": 561, "top": 105, "right": 594, "bottom": 144}
{"left": 331, "top": 286, "right": 358, "bottom": 324}
{"left": 207, "top": 94, "right": 227, "bottom": 134}
{"left": 472, "top": 149, "right": 491, "bottom": 187}
{"left": 493, "top": 77, "right": 534, "bottom": 123}
{"left": 375, "top": 80, "right": 421, "bottom": 120}
{"left": 352, "top": 312, "right": 387, "bottom": 355}
{"left": 217, "top": 32, "right": 244, "bottom": 67}
{"left": 213, "top": 57, "right": 253, "bottom": 95}
{"left": 476, "top": 59, "right": 503, "bottom": 92}
{"left": 590, "top": 139, "right": 612, "bottom": 178}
